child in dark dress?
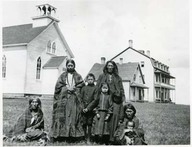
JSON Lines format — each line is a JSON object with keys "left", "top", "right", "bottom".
{"left": 81, "top": 73, "right": 97, "bottom": 144}
{"left": 92, "top": 82, "right": 113, "bottom": 145}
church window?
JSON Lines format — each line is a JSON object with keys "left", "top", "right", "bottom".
{"left": 36, "top": 57, "right": 41, "bottom": 79}
{"left": 2, "top": 55, "right": 6, "bottom": 78}
{"left": 52, "top": 42, "right": 56, "bottom": 54}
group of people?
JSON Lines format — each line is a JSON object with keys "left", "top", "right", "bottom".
{"left": 4, "top": 59, "right": 147, "bottom": 145}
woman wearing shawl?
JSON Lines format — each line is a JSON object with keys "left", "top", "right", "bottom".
{"left": 114, "top": 103, "right": 147, "bottom": 145}
{"left": 5, "top": 97, "right": 47, "bottom": 143}
{"left": 96, "top": 60, "right": 125, "bottom": 144}
{"left": 50, "top": 59, "right": 85, "bottom": 141}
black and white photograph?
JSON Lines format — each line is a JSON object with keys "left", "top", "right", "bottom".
{"left": 1, "top": 0, "right": 190, "bottom": 146}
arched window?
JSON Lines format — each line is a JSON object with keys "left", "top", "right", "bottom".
{"left": 36, "top": 57, "right": 41, "bottom": 79}
{"left": 52, "top": 42, "right": 56, "bottom": 54}
{"left": 2, "top": 55, "right": 6, "bottom": 78}
{"left": 47, "top": 41, "right": 51, "bottom": 53}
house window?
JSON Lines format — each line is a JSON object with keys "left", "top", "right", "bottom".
{"left": 2, "top": 55, "right": 6, "bottom": 78}
{"left": 36, "top": 57, "right": 41, "bottom": 79}
{"left": 52, "top": 42, "right": 56, "bottom": 54}
{"left": 133, "top": 88, "right": 135, "bottom": 96}
{"left": 133, "top": 74, "right": 136, "bottom": 81}
{"left": 47, "top": 41, "right": 51, "bottom": 53}
{"left": 141, "top": 61, "right": 144, "bottom": 67}
{"left": 156, "top": 90, "right": 159, "bottom": 98}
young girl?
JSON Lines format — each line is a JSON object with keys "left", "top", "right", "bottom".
{"left": 92, "top": 83, "right": 113, "bottom": 145}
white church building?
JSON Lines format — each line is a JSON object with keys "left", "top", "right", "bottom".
{"left": 2, "top": 4, "right": 74, "bottom": 97}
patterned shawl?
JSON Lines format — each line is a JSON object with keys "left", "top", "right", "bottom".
{"left": 7, "top": 107, "right": 44, "bottom": 137}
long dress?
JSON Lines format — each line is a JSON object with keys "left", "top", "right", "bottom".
{"left": 50, "top": 71, "right": 85, "bottom": 138}
{"left": 92, "top": 93, "right": 113, "bottom": 136}
{"left": 96, "top": 73, "right": 125, "bottom": 142}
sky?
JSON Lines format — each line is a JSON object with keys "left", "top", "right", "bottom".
{"left": 1, "top": 0, "right": 190, "bottom": 105}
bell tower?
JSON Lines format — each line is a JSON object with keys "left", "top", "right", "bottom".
{"left": 32, "top": 4, "right": 60, "bottom": 27}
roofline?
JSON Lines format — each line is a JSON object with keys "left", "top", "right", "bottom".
{"left": 3, "top": 43, "right": 28, "bottom": 47}
{"left": 54, "top": 23, "right": 75, "bottom": 58}
{"left": 32, "top": 15, "right": 60, "bottom": 23}
{"left": 43, "top": 67, "right": 59, "bottom": 69}
{"left": 28, "top": 21, "right": 54, "bottom": 45}
{"left": 110, "top": 47, "right": 171, "bottom": 73}
{"left": 110, "top": 47, "right": 129, "bottom": 60}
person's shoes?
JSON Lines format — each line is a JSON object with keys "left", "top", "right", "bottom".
{"left": 37, "top": 138, "right": 47, "bottom": 146}
{"left": 86, "top": 140, "right": 92, "bottom": 145}
{"left": 3, "top": 135, "right": 8, "bottom": 141}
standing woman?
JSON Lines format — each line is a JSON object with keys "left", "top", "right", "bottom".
{"left": 50, "top": 59, "right": 85, "bottom": 142}
{"left": 96, "top": 60, "right": 125, "bottom": 144}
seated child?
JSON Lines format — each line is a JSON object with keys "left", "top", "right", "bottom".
{"left": 123, "top": 121, "right": 137, "bottom": 145}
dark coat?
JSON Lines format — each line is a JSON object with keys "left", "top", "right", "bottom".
{"left": 92, "top": 93, "right": 113, "bottom": 135}
{"left": 81, "top": 84, "right": 97, "bottom": 111}
{"left": 51, "top": 71, "right": 85, "bottom": 138}
{"left": 96, "top": 73, "right": 125, "bottom": 141}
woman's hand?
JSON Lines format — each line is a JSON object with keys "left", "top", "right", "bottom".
{"left": 25, "top": 127, "right": 34, "bottom": 133}
{"left": 83, "top": 108, "right": 88, "bottom": 113}
{"left": 96, "top": 113, "right": 100, "bottom": 119}
{"left": 104, "top": 114, "right": 110, "bottom": 121}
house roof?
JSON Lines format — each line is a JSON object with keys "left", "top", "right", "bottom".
{"left": 3, "top": 24, "right": 48, "bottom": 45}
{"left": 88, "top": 62, "right": 143, "bottom": 82}
{"left": 110, "top": 47, "right": 171, "bottom": 74}
{"left": 43, "top": 56, "right": 67, "bottom": 68}
{"left": 131, "top": 82, "right": 149, "bottom": 89}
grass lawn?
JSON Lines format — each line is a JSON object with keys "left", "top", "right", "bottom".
{"left": 3, "top": 98, "right": 190, "bottom": 146}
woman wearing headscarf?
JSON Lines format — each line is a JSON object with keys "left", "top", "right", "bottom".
{"left": 5, "top": 97, "right": 48, "bottom": 144}
{"left": 96, "top": 60, "right": 125, "bottom": 143}
{"left": 114, "top": 103, "right": 147, "bottom": 145}
{"left": 50, "top": 59, "right": 85, "bottom": 142}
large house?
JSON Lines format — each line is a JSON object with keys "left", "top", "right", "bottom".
{"left": 2, "top": 4, "right": 74, "bottom": 97}
{"left": 89, "top": 58, "right": 148, "bottom": 102}
{"left": 110, "top": 40, "right": 176, "bottom": 103}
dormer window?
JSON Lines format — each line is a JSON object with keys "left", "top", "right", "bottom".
{"left": 47, "top": 41, "right": 56, "bottom": 54}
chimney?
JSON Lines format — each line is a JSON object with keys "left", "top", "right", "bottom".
{"left": 129, "top": 40, "right": 133, "bottom": 48}
{"left": 101, "top": 57, "right": 106, "bottom": 64}
{"left": 120, "top": 58, "right": 123, "bottom": 64}
{"left": 146, "top": 50, "right": 150, "bottom": 57}
{"left": 32, "top": 4, "right": 59, "bottom": 27}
